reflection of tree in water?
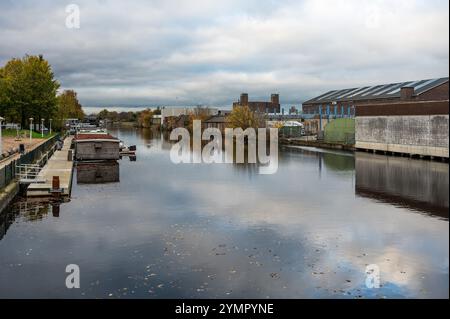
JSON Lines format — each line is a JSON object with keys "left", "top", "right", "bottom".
{"left": 280, "top": 146, "right": 355, "bottom": 173}
{"left": 141, "top": 127, "right": 161, "bottom": 143}
{"left": 322, "top": 153, "right": 355, "bottom": 172}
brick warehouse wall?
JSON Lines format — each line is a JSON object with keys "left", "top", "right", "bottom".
{"left": 416, "top": 82, "right": 449, "bottom": 101}
{"left": 233, "top": 93, "right": 280, "bottom": 113}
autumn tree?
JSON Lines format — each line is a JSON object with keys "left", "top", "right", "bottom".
{"left": 187, "top": 106, "right": 212, "bottom": 131}
{"left": 54, "top": 90, "right": 85, "bottom": 129}
{"left": 138, "top": 109, "right": 154, "bottom": 128}
{"left": 226, "top": 105, "right": 265, "bottom": 130}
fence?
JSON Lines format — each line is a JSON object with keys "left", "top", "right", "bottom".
{"left": 279, "top": 126, "right": 304, "bottom": 138}
{"left": 324, "top": 118, "right": 355, "bottom": 145}
{"left": 0, "top": 134, "right": 60, "bottom": 190}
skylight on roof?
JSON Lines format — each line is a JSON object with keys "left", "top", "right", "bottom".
{"left": 334, "top": 87, "right": 363, "bottom": 99}
{"left": 348, "top": 86, "right": 374, "bottom": 97}
{"left": 387, "top": 80, "right": 421, "bottom": 94}
{"left": 373, "top": 83, "right": 403, "bottom": 96}
{"left": 412, "top": 79, "right": 436, "bottom": 91}
{"left": 318, "top": 90, "right": 338, "bottom": 101}
{"left": 360, "top": 85, "right": 384, "bottom": 97}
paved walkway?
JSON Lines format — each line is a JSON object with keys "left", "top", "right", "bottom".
{"left": 27, "top": 136, "right": 74, "bottom": 197}
{"left": 0, "top": 138, "right": 48, "bottom": 169}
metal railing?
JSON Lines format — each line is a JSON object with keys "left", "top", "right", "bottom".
{"left": 15, "top": 164, "right": 45, "bottom": 183}
{"left": 0, "top": 134, "right": 60, "bottom": 190}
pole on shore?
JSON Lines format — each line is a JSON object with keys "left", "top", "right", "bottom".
{"left": 0, "top": 116, "right": 4, "bottom": 155}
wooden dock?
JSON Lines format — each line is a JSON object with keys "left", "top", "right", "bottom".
{"left": 27, "top": 136, "right": 74, "bottom": 197}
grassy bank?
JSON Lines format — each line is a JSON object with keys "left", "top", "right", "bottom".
{"left": 2, "top": 129, "right": 57, "bottom": 139}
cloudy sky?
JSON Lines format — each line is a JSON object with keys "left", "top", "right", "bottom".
{"left": 0, "top": 0, "right": 448, "bottom": 108}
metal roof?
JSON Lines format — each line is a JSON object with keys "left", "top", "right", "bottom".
{"left": 303, "top": 77, "right": 449, "bottom": 104}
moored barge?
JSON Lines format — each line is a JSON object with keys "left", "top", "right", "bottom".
{"left": 74, "top": 133, "right": 120, "bottom": 161}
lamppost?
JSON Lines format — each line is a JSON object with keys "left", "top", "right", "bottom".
{"left": 49, "top": 119, "right": 52, "bottom": 135}
{"left": 0, "top": 116, "right": 4, "bottom": 155}
{"left": 41, "top": 118, "right": 45, "bottom": 138}
{"left": 29, "top": 118, "right": 34, "bottom": 142}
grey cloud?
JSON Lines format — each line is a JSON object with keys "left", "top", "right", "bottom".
{"left": 0, "top": 0, "right": 448, "bottom": 107}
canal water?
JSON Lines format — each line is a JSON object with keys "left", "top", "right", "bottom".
{"left": 0, "top": 128, "right": 448, "bottom": 298}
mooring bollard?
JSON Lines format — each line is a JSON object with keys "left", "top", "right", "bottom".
{"left": 68, "top": 149, "right": 73, "bottom": 161}
{"left": 52, "top": 176, "right": 60, "bottom": 191}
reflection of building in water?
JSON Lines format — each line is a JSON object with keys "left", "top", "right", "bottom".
{"left": 76, "top": 161, "right": 120, "bottom": 184}
{"left": 355, "top": 152, "right": 449, "bottom": 218}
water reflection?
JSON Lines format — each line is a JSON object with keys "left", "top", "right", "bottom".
{"left": 282, "top": 145, "right": 355, "bottom": 167}
{"left": 355, "top": 152, "right": 449, "bottom": 219}
{"left": 0, "top": 200, "right": 62, "bottom": 240}
{"left": 0, "top": 129, "right": 448, "bottom": 299}
{"left": 77, "top": 161, "right": 120, "bottom": 184}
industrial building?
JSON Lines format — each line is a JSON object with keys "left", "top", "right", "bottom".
{"left": 302, "top": 77, "right": 449, "bottom": 115}
{"left": 233, "top": 93, "right": 280, "bottom": 113}
{"left": 299, "top": 77, "right": 449, "bottom": 159}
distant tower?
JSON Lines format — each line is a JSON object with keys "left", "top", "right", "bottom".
{"left": 240, "top": 93, "right": 249, "bottom": 106}
{"left": 271, "top": 93, "right": 279, "bottom": 105}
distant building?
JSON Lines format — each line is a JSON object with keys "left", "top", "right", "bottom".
{"left": 161, "top": 107, "right": 191, "bottom": 125}
{"left": 203, "top": 115, "right": 227, "bottom": 133}
{"left": 161, "top": 107, "right": 218, "bottom": 125}
{"left": 302, "top": 77, "right": 449, "bottom": 115}
{"left": 217, "top": 110, "right": 231, "bottom": 116}
{"left": 288, "top": 106, "right": 298, "bottom": 115}
{"left": 151, "top": 114, "right": 162, "bottom": 126}
{"left": 233, "top": 93, "right": 280, "bottom": 113}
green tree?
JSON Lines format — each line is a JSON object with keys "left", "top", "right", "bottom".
{"left": 97, "top": 109, "right": 109, "bottom": 120}
{"left": 0, "top": 55, "right": 60, "bottom": 128}
{"left": 0, "top": 58, "right": 24, "bottom": 123}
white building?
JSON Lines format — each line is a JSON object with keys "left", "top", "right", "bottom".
{"left": 161, "top": 107, "right": 218, "bottom": 124}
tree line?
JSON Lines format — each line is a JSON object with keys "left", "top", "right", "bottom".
{"left": 96, "top": 107, "right": 161, "bottom": 128}
{"left": 0, "top": 54, "right": 84, "bottom": 131}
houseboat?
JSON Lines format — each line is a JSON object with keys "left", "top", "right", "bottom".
{"left": 74, "top": 133, "right": 120, "bottom": 161}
